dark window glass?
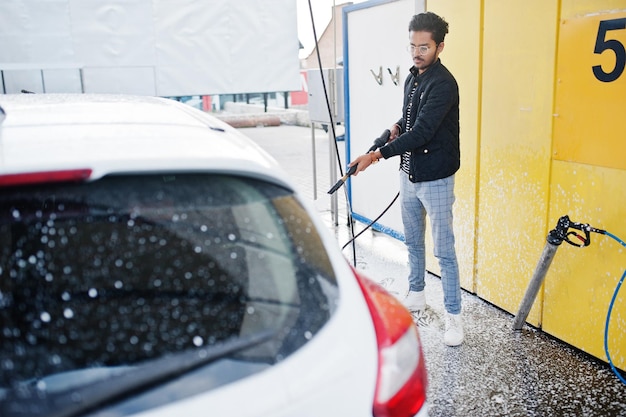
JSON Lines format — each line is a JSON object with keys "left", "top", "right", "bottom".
{"left": 0, "top": 174, "right": 338, "bottom": 411}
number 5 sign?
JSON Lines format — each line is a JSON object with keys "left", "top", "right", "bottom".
{"left": 554, "top": 12, "right": 626, "bottom": 170}
{"left": 593, "top": 18, "right": 626, "bottom": 82}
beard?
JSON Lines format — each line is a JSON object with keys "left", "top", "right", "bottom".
{"left": 414, "top": 55, "right": 436, "bottom": 73}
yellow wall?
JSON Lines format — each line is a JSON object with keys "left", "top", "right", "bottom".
{"left": 421, "top": 0, "right": 482, "bottom": 292}
{"left": 546, "top": 162, "right": 626, "bottom": 362}
{"left": 426, "top": 0, "right": 626, "bottom": 368}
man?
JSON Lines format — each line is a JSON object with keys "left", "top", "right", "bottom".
{"left": 349, "top": 12, "right": 463, "bottom": 346}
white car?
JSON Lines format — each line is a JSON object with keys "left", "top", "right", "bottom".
{"left": 0, "top": 94, "right": 428, "bottom": 417}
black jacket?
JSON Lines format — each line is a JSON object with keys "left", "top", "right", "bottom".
{"left": 379, "top": 59, "right": 460, "bottom": 182}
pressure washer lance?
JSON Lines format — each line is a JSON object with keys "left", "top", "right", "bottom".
{"left": 327, "top": 129, "right": 391, "bottom": 195}
{"left": 513, "top": 215, "right": 605, "bottom": 330}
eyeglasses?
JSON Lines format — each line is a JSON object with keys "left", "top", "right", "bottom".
{"left": 406, "top": 45, "right": 431, "bottom": 55}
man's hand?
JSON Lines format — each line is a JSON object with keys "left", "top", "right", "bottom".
{"left": 348, "top": 150, "right": 381, "bottom": 176}
{"left": 389, "top": 123, "right": 401, "bottom": 141}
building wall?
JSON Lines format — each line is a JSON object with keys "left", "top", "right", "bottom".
{"left": 426, "top": 0, "right": 626, "bottom": 367}
{"left": 302, "top": 3, "right": 352, "bottom": 70}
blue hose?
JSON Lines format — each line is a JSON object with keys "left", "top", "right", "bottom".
{"left": 603, "top": 231, "right": 626, "bottom": 385}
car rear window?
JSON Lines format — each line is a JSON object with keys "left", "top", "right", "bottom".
{"left": 0, "top": 173, "right": 338, "bottom": 410}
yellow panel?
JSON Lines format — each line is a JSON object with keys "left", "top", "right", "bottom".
{"left": 546, "top": 161, "right": 626, "bottom": 368}
{"left": 475, "top": 0, "right": 558, "bottom": 320}
{"left": 426, "top": 0, "right": 482, "bottom": 292}
{"left": 561, "top": 0, "right": 626, "bottom": 17}
{"left": 553, "top": 10, "right": 626, "bottom": 170}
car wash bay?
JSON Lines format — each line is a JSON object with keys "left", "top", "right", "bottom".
{"left": 340, "top": 0, "right": 626, "bottom": 378}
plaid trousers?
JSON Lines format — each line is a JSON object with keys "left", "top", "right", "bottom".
{"left": 400, "top": 172, "right": 462, "bottom": 314}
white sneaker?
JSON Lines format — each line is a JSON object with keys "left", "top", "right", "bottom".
{"left": 444, "top": 312, "right": 464, "bottom": 346}
{"left": 403, "top": 290, "right": 426, "bottom": 311}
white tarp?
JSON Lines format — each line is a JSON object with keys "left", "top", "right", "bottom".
{"left": 0, "top": 0, "right": 301, "bottom": 96}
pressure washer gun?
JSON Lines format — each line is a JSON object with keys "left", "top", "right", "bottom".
{"left": 514, "top": 215, "right": 608, "bottom": 330}
{"left": 546, "top": 215, "right": 607, "bottom": 248}
{"left": 327, "top": 129, "right": 391, "bottom": 194}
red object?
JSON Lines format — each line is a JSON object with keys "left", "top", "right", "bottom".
{"left": 352, "top": 266, "right": 428, "bottom": 417}
{"left": 290, "top": 71, "right": 309, "bottom": 105}
{"left": 0, "top": 169, "right": 92, "bottom": 187}
{"left": 202, "top": 95, "right": 212, "bottom": 112}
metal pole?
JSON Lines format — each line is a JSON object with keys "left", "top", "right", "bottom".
{"left": 79, "top": 68, "right": 85, "bottom": 93}
{"left": 513, "top": 235, "right": 562, "bottom": 330}
{"left": 311, "top": 124, "right": 317, "bottom": 200}
{"left": 329, "top": 128, "right": 338, "bottom": 225}
{"left": 328, "top": 69, "right": 339, "bottom": 225}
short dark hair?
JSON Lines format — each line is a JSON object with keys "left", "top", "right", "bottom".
{"left": 408, "top": 12, "right": 449, "bottom": 44}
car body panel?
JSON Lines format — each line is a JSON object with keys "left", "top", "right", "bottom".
{"left": 0, "top": 94, "right": 287, "bottom": 189}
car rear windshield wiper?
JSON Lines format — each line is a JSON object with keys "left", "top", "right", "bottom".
{"left": 1, "top": 330, "right": 275, "bottom": 417}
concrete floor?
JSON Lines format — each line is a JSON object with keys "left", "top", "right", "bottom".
{"left": 239, "top": 123, "right": 626, "bottom": 417}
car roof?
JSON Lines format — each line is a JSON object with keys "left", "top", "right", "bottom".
{"left": 0, "top": 94, "right": 292, "bottom": 189}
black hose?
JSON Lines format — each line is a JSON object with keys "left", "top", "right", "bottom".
{"left": 342, "top": 192, "right": 399, "bottom": 251}
{"left": 306, "top": 0, "right": 357, "bottom": 264}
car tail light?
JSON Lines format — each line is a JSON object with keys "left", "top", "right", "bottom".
{"left": 352, "top": 266, "right": 428, "bottom": 417}
{"left": 0, "top": 169, "right": 92, "bottom": 187}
